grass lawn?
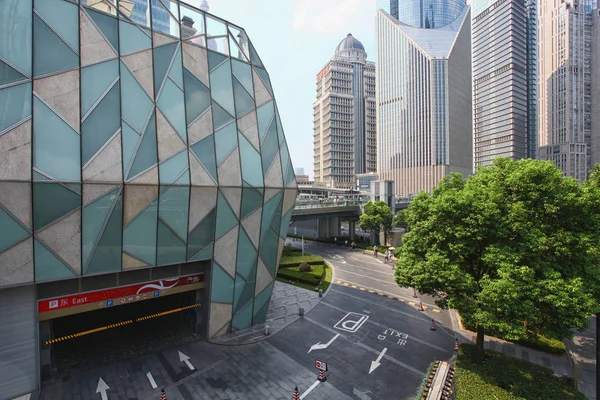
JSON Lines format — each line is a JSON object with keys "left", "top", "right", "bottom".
{"left": 276, "top": 263, "right": 332, "bottom": 293}
{"left": 454, "top": 344, "right": 584, "bottom": 400}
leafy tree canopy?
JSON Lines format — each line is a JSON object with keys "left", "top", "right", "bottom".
{"left": 395, "top": 158, "right": 600, "bottom": 343}
{"left": 393, "top": 209, "right": 409, "bottom": 231}
{"left": 359, "top": 201, "right": 393, "bottom": 239}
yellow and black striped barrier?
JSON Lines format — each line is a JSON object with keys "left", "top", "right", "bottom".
{"left": 44, "top": 303, "right": 201, "bottom": 345}
{"left": 334, "top": 280, "right": 442, "bottom": 313}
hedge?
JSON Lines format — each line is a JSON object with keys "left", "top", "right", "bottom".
{"left": 277, "top": 264, "right": 325, "bottom": 286}
{"left": 279, "top": 255, "right": 324, "bottom": 267}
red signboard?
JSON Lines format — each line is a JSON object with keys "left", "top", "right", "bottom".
{"left": 315, "top": 360, "right": 328, "bottom": 371}
{"left": 38, "top": 274, "right": 204, "bottom": 313}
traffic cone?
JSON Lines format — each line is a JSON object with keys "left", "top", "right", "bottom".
{"left": 413, "top": 288, "right": 418, "bottom": 298}
{"left": 418, "top": 301, "right": 424, "bottom": 311}
{"left": 454, "top": 339, "right": 459, "bottom": 351}
{"left": 317, "top": 369, "right": 327, "bottom": 382}
{"left": 430, "top": 319, "right": 436, "bottom": 331}
{"left": 160, "top": 388, "right": 167, "bottom": 400}
{"left": 292, "top": 386, "right": 300, "bottom": 400}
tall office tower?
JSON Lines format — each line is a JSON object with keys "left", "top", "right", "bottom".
{"left": 592, "top": 7, "right": 600, "bottom": 167}
{"left": 472, "top": 0, "right": 538, "bottom": 167}
{"left": 538, "top": 0, "right": 593, "bottom": 182}
{"left": 313, "top": 34, "right": 377, "bottom": 189}
{"left": 376, "top": 1, "right": 473, "bottom": 196}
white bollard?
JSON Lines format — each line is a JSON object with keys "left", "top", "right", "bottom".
{"left": 264, "top": 325, "right": 270, "bottom": 336}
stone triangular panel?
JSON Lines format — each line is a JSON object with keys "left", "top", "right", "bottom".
{"left": 188, "top": 109, "right": 213, "bottom": 146}
{"left": 182, "top": 42, "right": 210, "bottom": 87}
{"left": 221, "top": 188, "right": 241, "bottom": 219}
{"left": 0, "top": 120, "right": 31, "bottom": 181}
{"left": 153, "top": 31, "right": 177, "bottom": 47}
{"left": 286, "top": 177, "right": 297, "bottom": 189}
{"left": 264, "top": 152, "right": 283, "bottom": 188}
{"left": 263, "top": 188, "right": 281, "bottom": 203}
{"left": 282, "top": 189, "right": 296, "bottom": 215}
{"left": 252, "top": 68, "right": 272, "bottom": 107}
{"left": 37, "top": 210, "right": 82, "bottom": 275}
{"left": 209, "top": 302, "right": 232, "bottom": 339}
{"left": 34, "top": 239, "right": 76, "bottom": 281}
{"left": 123, "top": 252, "right": 147, "bottom": 269}
{"left": 33, "top": 70, "right": 80, "bottom": 132}
{"left": 0, "top": 182, "right": 31, "bottom": 229}
{"left": 157, "top": 109, "right": 186, "bottom": 162}
{"left": 80, "top": 9, "right": 117, "bottom": 66}
{"left": 122, "top": 49, "right": 154, "bottom": 99}
{"left": 189, "top": 187, "right": 217, "bottom": 230}
{"left": 237, "top": 111, "right": 260, "bottom": 152}
{"left": 83, "top": 132, "right": 123, "bottom": 182}
{"left": 214, "top": 225, "right": 238, "bottom": 278}
{"left": 217, "top": 147, "right": 242, "bottom": 187}
{"left": 189, "top": 151, "right": 218, "bottom": 186}
{"left": 128, "top": 165, "right": 158, "bottom": 185}
{"left": 123, "top": 185, "right": 158, "bottom": 226}
{"left": 275, "top": 237, "right": 285, "bottom": 275}
{"left": 241, "top": 206, "right": 261, "bottom": 249}
{"left": 0, "top": 238, "right": 33, "bottom": 286}
{"left": 254, "top": 258, "right": 272, "bottom": 295}
{"left": 83, "top": 184, "right": 119, "bottom": 206}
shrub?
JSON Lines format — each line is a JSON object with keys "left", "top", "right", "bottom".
{"left": 279, "top": 255, "right": 324, "bottom": 267}
{"left": 277, "top": 264, "right": 325, "bottom": 286}
{"left": 298, "top": 263, "right": 312, "bottom": 272}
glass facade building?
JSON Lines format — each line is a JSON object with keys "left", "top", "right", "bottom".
{"left": 0, "top": 1, "right": 296, "bottom": 397}
{"left": 376, "top": 2, "right": 473, "bottom": 196}
{"left": 377, "top": 0, "right": 466, "bottom": 28}
{"left": 472, "top": 0, "right": 538, "bottom": 167}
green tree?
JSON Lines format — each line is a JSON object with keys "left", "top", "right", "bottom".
{"left": 395, "top": 158, "right": 600, "bottom": 360}
{"left": 393, "top": 209, "right": 410, "bottom": 232}
{"left": 359, "top": 201, "right": 393, "bottom": 245}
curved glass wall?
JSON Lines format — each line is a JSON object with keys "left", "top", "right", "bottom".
{"left": 396, "top": 0, "right": 466, "bottom": 28}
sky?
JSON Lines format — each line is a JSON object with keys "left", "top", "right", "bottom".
{"left": 187, "top": 0, "right": 377, "bottom": 179}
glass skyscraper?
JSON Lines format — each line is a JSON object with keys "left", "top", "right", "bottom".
{"left": 472, "top": 0, "right": 538, "bottom": 167}
{"left": 376, "top": 0, "right": 473, "bottom": 196}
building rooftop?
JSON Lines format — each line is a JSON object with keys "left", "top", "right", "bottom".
{"left": 335, "top": 33, "right": 365, "bottom": 53}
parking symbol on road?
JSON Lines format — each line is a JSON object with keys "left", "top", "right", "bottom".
{"left": 334, "top": 312, "right": 369, "bottom": 333}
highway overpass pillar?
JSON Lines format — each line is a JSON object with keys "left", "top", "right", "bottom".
{"left": 348, "top": 220, "right": 355, "bottom": 240}
{"left": 317, "top": 217, "right": 328, "bottom": 238}
{"left": 328, "top": 217, "right": 340, "bottom": 238}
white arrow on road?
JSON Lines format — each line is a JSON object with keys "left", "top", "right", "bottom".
{"left": 178, "top": 351, "right": 195, "bottom": 370}
{"left": 146, "top": 372, "right": 158, "bottom": 389}
{"left": 369, "top": 348, "right": 387, "bottom": 374}
{"left": 96, "top": 378, "right": 109, "bottom": 400}
{"left": 308, "top": 333, "right": 340, "bottom": 353}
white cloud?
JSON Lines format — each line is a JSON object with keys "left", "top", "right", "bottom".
{"left": 292, "top": 0, "right": 376, "bottom": 36}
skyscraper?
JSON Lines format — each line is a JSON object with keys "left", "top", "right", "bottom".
{"left": 472, "top": 0, "right": 538, "bottom": 167}
{"left": 376, "top": 0, "right": 473, "bottom": 196}
{"left": 313, "top": 34, "right": 377, "bottom": 189}
{"left": 538, "top": 0, "right": 593, "bottom": 182}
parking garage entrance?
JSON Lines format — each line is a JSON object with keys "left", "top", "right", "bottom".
{"left": 38, "top": 274, "right": 205, "bottom": 375}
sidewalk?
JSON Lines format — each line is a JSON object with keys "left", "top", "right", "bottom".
{"left": 210, "top": 281, "right": 323, "bottom": 345}
{"left": 453, "top": 310, "right": 596, "bottom": 399}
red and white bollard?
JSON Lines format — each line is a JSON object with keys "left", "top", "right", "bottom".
{"left": 317, "top": 369, "right": 327, "bottom": 382}
{"left": 454, "top": 338, "right": 459, "bottom": 351}
{"left": 413, "top": 288, "right": 418, "bottom": 298}
{"left": 160, "top": 388, "right": 167, "bottom": 400}
{"left": 292, "top": 386, "right": 300, "bottom": 400}
{"left": 418, "top": 301, "right": 424, "bottom": 311}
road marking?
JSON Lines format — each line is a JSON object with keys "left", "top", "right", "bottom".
{"left": 343, "top": 283, "right": 350, "bottom": 286}
{"left": 387, "top": 295, "right": 394, "bottom": 299}
{"left": 13, "top": 395, "right": 31, "bottom": 400}
{"left": 334, "top": 312, "right": 369, "bottom": 333}
{"left": 304, "top": 316, "right": 425, "bottom": 377}
{"left": 146, "top": 372, "right": 158, "bottom": 389}
{"left": 377, "top": 292, "right": 385, "bottom": 296}
{"left": 368, "top": 290, "right": 375, "bottom": 293}
{"left": 308, "top": 333, "right": 340, "bottom": 353}
{"left": 352, "top": 285, "right": 358, "bottom": 288}
{"left": 359, "top": 287, "right": 366, "bottom": 291}
{"left": 178, "top": 351, "right": 195, "bottom": 370}
{"left": 398, "top": 299, "right": 405, "bottom": 302}
{"left": 408, "top": 301, "right": 416, "bottom": 306}
{"left": 433, "top": 309, "right": 441, "bottom": 313}
{"left": 337, "top": 280, "right": 343, "bottom": 284}
{"left": 96, "top": 378, "right": 109, "bottom": 400}
{"left": 369, "top": 347, "right": 387, "bottom": 374}
{"left": 300, "top": 380, "right": 320, "bottom": 399}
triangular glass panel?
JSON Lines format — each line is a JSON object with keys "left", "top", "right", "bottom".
{"left": 233, "top": 78, "right": 255, "bottom": 117}
{"left": 248, "top": 41, "right": 264, "bottom": 68}
{"left": 190, "top": 242, "right": 213, "bottom": 261}
{"left": 270, "top": 197, "right": 282, "bottom": 236}
{"left": 0, "top": 60, "right": 27, "bottom": 86}
{"left": 190, "top": 135, "right": 217, "bottom": 182}
{"left": 123, "top": 198, "right": 158, "bottom": 265}
{"left": 253, "top": 301, "right": 268, "bottom": 324}
{"left": 253, "top": 281, "right": 274, "bottom": 317}
{"left": 157, "top": 79, "right": 187, "bottom": 141}
{"left": 285, "top": 159, "right": 295, "bottom": 186}
{"left": 254, "top": 67, "right": 273, "bottom": 96}
{"left": 82, "top": 187, "right": 118, "bottom": 266}
{"left": 119, "top": 20, "right": 151, "bottom": 55}
{"left": 275, "top": 107, "right": 285, "bottom": 144}
{"left": 208, "top": 50, "right": 227, "bottom": 72}
{"left": 157, "top": 219, "right": 186, "bottom": 265}
{"left": 128, "top": 111, "right": 158, "bottom": 179}
{"left": 231, "top": 59, "right": 253, "bottom": 99}
{"left": 215, "top": 122, "right": 238, "bottom": 165}
{"left": 228, "top": 34, "right": 248, "bottom": 62}
{"left": 33, "top": 182, "right": 81, "bottom": 231}
{"left": 280, "top": 208, "right": 293, "bottom": 239}
{"left": 215, "top": 191, "right": 238, "bottom": 239}
{"left": 261, "top": 191, "right": 281, "bottom": 238}
{"left": 211, "top": 101, "right": 234, "bottom": 130}
{"left": 159, "top": 186, "right": 189, "bottom": 240}
{"left": 34, "top": 239, "right": 76, "bottom": 282}
{"left": 0, "top": 82, "right": 31, "bottom": 133}
{"left": 35, "top": 0, "right": 79, "bottom": 51}
{"left": 33, "top": 97, "right": 81, "bottom": 181}
{"left": 256, "top": 101, "right": 274, "bottom": 141}
{"left": 122, "top": 122, "right": 140, "bottom": 175}
{"left": 233, "top": 283, "right": 255, "bottom": 318}
{"left": 261, "top": 120, "right": 279, "bottom": 175}
{"left": 233, "top": 274, "right": 246, "bottom": 311}
{"left": 187, "top": 209, "right": 215, "bottom": 259}
{"left": 153, "top": 42, "right": 178, "bottom": 96}
{"left": 239, "top": 134, "right": 263, "bottom": 188}
{"left": 210, "top": 61, "right": 235, "bottom": 116}
{"left": 120, "top": 61, "right": 153, "bottom": 133}
{"left": 206, "top": 15, "right": 227, "bottom": 36}
{"left": 159, "top": 150, "right": 188, "bottom": 185}
{"left": 259, "top": 228, "right": 279, "bottom": 276}
{"left": 33, "top": 15, "right": 78, "bottom": 77}
{"left": 85, "top": 193, "right": 123, "bottom": 275}
{"left": 81, "top": 59, "right": 119, "bottom": 117}
{"left": 151, "top": 0, "right": 175, "bottom": 37}
{"left": 210, "top": 261, "right": 234, "bottom": 303}
{"left": 173, "top": 169, "right": 190, "bottom": 185}
{"left": 241, "top": 188, "right": 263, "bottom": 219}
{"left": 236, "top": 228, "right": 257, "bottom": 279}
{"left": 168, "top": 45, "right": 183, "bottom": 88}
{"left": 280, "top": 141, "right": 291, "bottom": 181}
{"left": 0, "top": 207, "right": 29, "bottom": 253}
{"left": 86, "top": 8, "right": 119, "bottom": 51}
{"left": 33, "top": 171, "right": 50, "bottom": 181}
{"left": 183, "top": 68, "right": 211, "bottom": 125}
{"left": 82, "top": 83, "right": 121, "bottom": 164}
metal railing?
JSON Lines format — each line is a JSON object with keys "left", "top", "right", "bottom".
{"left": 293, "top": 200, "right": 363, "bottom": 210}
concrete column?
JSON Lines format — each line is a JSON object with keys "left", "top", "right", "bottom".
{"left": 328, "top": 217, "right": 340, "bottom": 238}
{"left": 194, "top": 289, "right": 203, "bottom": 335}
{"left": 349, "top": 220, "right": 355, "bottom": 240}
{"left": 317, "top": 217, "right": 329, "bottom": 238}
{"left": 39, "top": 320, "right": 53, "bottom": 381}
